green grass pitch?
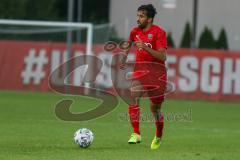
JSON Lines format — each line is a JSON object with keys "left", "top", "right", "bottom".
{"left": 0, "top": 91, "right": 240, "bottom": 160}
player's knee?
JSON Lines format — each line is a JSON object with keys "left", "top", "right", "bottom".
{"left": 150, "top": 103, "right": 162, "bottom": 112}
{"left": 131, "top": 91, "right": 140, "bottom": 99}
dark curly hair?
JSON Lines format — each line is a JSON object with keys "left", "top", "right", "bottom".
{"left": 138, "top": 4, "right": 157, "bottom": 19}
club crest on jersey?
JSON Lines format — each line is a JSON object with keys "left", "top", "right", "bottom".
{"left": 148, "top": 34, "right": 153, "bottom": 40}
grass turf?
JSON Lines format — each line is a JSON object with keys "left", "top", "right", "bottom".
{"left": 0, "top": 91, "right": 239, "bottom": 160}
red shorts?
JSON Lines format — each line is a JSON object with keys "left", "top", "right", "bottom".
{"left": 131, "top": 62, "right": 167, "bottom": 104}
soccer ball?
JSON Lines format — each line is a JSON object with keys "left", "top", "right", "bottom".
{"left": 74, "top": 128, "right": 94, "bottom": 148}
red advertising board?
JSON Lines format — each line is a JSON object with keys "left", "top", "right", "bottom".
{"left": 0, "top": 40, "right": 240, "bottom": 101}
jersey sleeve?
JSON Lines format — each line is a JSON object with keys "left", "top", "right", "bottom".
{"left": 129, "top": 29, "right": 136, "bottom": 42}
{"left": 156, "top": 30, "right": 167, "bottom": 50}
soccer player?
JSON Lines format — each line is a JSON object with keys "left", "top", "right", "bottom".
{"left": 119, "top": 4, "right": 167, "bottom": 149}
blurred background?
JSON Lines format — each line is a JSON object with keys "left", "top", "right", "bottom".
{"left": 1, "top": 0, "right": 239, "bottom": 49}
{"left": 0, "top": 0, "right": 239, "bottom": 100}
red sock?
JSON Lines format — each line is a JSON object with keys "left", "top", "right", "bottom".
{"left": 153, "top": 112, "right": 164, "bottom": 138}
{"left": 128, "top": 105, "right": 140, "bottom": 135}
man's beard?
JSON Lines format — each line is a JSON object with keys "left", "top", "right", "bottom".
{"left": 137, "top": 22, "right": 147, "bottom": 29}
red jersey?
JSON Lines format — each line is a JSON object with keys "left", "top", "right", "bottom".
{"left": 128, "top": 25, "right": 168, "bottom": 103}
{"left": 129, "top": 25, "right": 167, "bottom": 63}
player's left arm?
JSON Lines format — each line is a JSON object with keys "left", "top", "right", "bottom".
{"left": 135, "top": 29, "right": 167, "bottom": 62}
{"left": 142, "top": 46, "right": 166, "bottom": 61}
{"left": 135, "top": 42, "right": 167, "bottom": 61}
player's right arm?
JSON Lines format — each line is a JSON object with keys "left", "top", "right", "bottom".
{"left": 119, "top": 28, "right": 136, "bottom": 70}
{"left": 119, "top": 41, "right": 133, "bottom": 70}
